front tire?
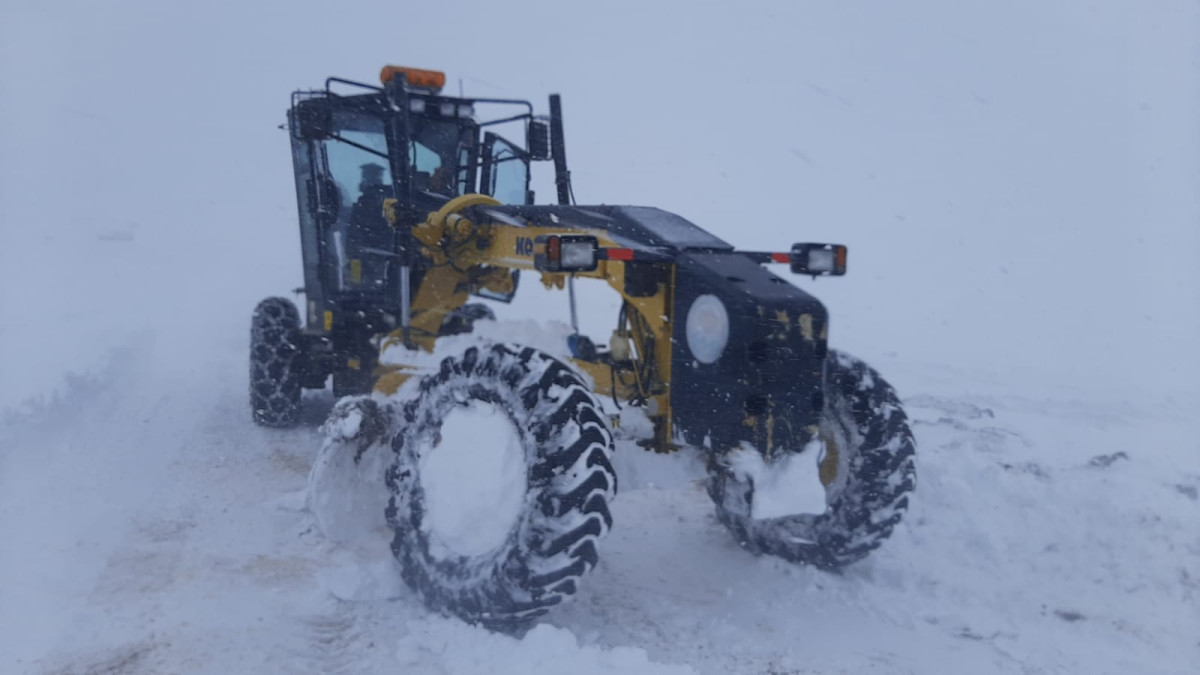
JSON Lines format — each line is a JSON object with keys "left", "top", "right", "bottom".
{"left": 250, "top": 297, "right": 304, "bottom": 427}
{"left": 387, "top": 343, "right": 617, "bottom": 629}
{"left": 708, "top": 349, "right": 916, "bottom": 570}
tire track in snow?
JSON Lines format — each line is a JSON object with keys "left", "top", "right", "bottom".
{"left": 284, "top": 599, "right": 374, "bottom": 675}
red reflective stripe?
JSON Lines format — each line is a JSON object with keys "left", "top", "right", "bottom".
{"left": 607, "top": 248, "right": 635, "bottom": 261}
{"left": 771, "top": 252, "right": 790, "bottom": 263}
{"left": 547, "top": 236, "right": 561, "bottom": 261}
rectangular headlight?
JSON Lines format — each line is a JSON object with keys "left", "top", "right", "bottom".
{"left": 790, "top": 243, "right": 847, "bottom": 276}
{"left": 561, "top": 239, "right": 597, "bottom": 269}
{"left": 536, "top": 235, "right": 599, "bottom": 272}
{"left": 806, "top": 248, "right": 835, "bottom": 273}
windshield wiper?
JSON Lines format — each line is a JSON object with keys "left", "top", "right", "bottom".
{"left": 328, "top": 133, "right": 389, "bottom": 161}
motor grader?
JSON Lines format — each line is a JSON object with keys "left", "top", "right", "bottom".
{"left": 250, "top": 65, "right": 916, "bottom": 629}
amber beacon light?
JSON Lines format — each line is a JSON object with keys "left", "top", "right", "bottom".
{"left": 379, "top": 65, "right": 446, "bottom": 91}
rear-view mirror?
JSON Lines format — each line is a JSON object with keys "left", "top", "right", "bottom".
{"left": 527, "top": 119, "right": 551, "bottom": 160}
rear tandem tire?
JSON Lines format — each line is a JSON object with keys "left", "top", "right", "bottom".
{"left": 249, "top": 297, "right": 304, "bottom": 427}
{"left": 707, "top": 349, "right": 916, "bottom": 571}
{"left": 386, "top": 343, "right": 617, "bottom": 630}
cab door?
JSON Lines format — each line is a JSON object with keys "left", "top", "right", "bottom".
{"left": 289, "top": 98, "right": 398, "bottom": 331}
{"left": 288, "top": 116, "right": 338, "bottom": 332}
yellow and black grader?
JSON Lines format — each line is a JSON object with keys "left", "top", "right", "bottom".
{"left": 250, "top": 66, "right": 916, "bottom": 629}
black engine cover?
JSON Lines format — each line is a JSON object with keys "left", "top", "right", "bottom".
{"left": 671, "top": 251, "right": 828, "bottom": 456}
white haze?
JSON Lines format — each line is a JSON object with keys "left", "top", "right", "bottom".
{"left": 1, "top": 1, "right": 1197, "bottom": 673}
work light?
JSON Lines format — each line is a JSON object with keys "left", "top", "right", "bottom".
{"left": 790, "top": 243, "right": 847, "bottom": 276}
{"left": 536, "top": 235, "right": 599, "bottom": 273}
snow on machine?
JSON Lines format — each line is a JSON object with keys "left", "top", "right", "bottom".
{"left": 250, "top": 65, "right": 916, "bottom": 629}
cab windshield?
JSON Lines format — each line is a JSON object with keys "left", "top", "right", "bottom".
{"left": 408, "top": 115, "right": 472, "bottom": 195}
{"left": 311, "top": 111, "right": 476, "bottom": 291}
{"left": 323, "top": 113, "right": 470, "bottom": 200}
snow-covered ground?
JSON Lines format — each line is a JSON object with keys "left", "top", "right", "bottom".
{"left": 2, "top": 1, "right": 1197, "bottom": 673}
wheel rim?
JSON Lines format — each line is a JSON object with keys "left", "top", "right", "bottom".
{"left": 818, "top": 432, "right": 841, "bottom": 487}
{"left": 816, "top": 402, "right": 856, "bottom": 500}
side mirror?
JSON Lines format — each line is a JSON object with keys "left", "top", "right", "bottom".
{"left": 790, "top": 243, "right": 847, "bottom": 276}
{"left": 527, "top": 119, "right": 551, "bottom": 160}
{"left": 293, "top": 99, "right": 333, "bottom": 141}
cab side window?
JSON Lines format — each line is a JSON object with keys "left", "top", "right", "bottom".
{"left": 489, "top": 138, "right": 528, "bottom": 205}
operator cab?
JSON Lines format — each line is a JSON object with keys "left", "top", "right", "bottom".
{"left": 285, "top": 65, "right": 549, "bottom": 334}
